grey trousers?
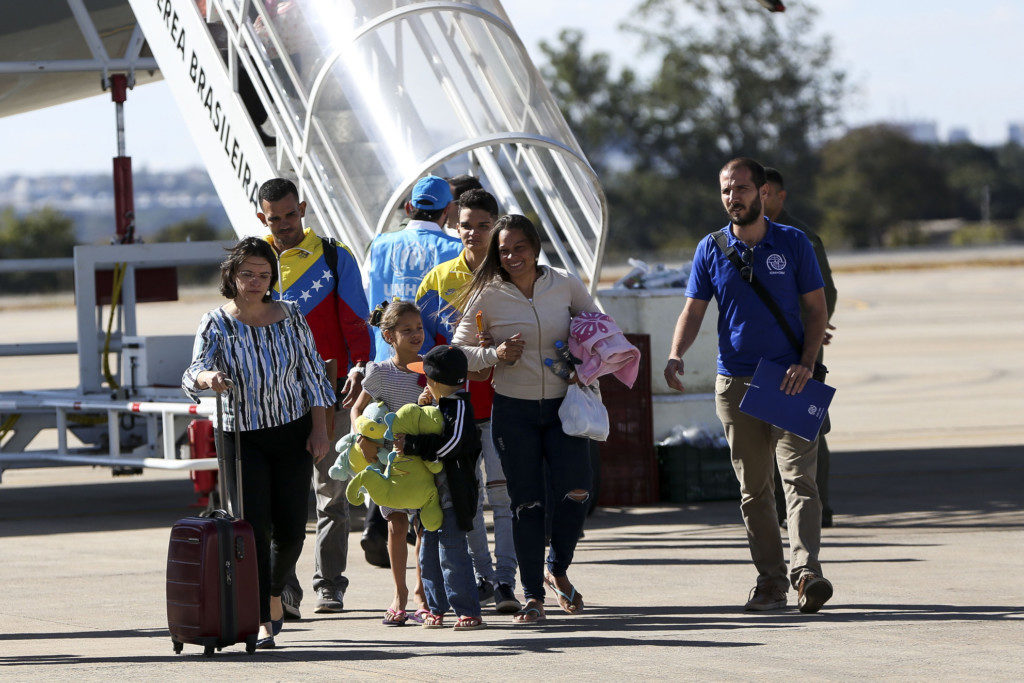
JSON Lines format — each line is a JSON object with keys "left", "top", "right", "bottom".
{"left": 715, "top": 374, "right": 822, "bottom": 591}
{"left": 283, "top": 411, "right": 351, "bottom": 600}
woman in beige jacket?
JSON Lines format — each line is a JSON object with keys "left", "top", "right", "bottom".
{"left": 452, "top": 214, "right": 599, "bottom": 624}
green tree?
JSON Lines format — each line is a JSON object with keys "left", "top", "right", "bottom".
{"left": 150, "top": 216, "right": 232, "bottom": 285}
{"left": 540, "top": 29, "right": 641, "bottom": 179}
{"left": 941, "top": 143, "right": 999, "bottom": 220}
{"left": 0, "top": 206, "right": 76, "bottom": 292}
{"left": 995, "top": 143, "right": 1024, "bottom": 225}
{"left": 151, "top": 216, "right": 229, "bottom": 243}
{"left": 540, "top": 0, "right": 847, "bottom": 253}
{"left": 816, "top": 125, "right": 951, "bottom": 248}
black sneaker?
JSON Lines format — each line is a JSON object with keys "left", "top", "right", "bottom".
{"left": 361, "top": 532, "right": 390, "bottom": 568}
{"left": 494, "top": 583, "right": 522, "bottom": 614}
{"left": 280, "top": 585, "right": 302, "bottom": 620}
{"left": 744, "top": 584, "right": 788, "bottom": 611}
{"left": 315, "top": 587, "right": 344, "bottom": 613}
{"left": 477, "top": 578, "right": 495, "bottom": 604}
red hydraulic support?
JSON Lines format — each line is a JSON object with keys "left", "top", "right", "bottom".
{"left": 99, "top": 75, "right": 179, "bottom": 304}
{"left": 110, "top": 74, "right": 135, "bottom": 244}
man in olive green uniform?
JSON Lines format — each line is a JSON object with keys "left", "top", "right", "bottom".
{"left": 763, "top": 167, "right": 837, "bottom": 527}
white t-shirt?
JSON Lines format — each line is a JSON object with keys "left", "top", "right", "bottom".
{"left": 362, "top": 358, "right": 425, "bottom": 413}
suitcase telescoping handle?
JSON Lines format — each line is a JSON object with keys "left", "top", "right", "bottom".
{"left": 213, "top": 379, "right": 244, "bottom": 519}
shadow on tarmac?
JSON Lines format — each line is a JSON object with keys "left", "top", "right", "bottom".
{"left": 576, "top": 557, "right": 923, "bottom": 566}
{"left": 586, "top": 443, "right": 1022, "bottom": 530}
{"left": 0, "top": 445, "right": 1020, "bottom": 538}
{"left": 0, "top": 627, "right": 167, "bottom": 641}
{"left": 4, "top": 600, "right": 1021, "bottom": 665}
{"left": 0, "top": 602, "right": 1019, "bottom": 663}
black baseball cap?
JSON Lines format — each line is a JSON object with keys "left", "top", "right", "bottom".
{"left": 407, "top": 345, "right": 468, "bottom": 386}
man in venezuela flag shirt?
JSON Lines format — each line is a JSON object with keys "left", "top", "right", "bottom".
{"left": 259, "top": 178, "right": 370, "bottom": 618}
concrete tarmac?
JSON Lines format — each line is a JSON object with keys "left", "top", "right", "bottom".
{"left": 1, "top": 446, "right": 1021, "bottom": 680}
{"left": 1, "top": 251, "right": 1023, "bottom": 679}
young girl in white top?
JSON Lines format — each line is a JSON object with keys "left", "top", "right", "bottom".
{"left": 350, "top": 300, "right": 431, "bottom": 625}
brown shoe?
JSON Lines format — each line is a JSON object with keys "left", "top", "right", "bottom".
{"left": 744, "top": 584, "right": 787, "bottom": 611}
{"left": 797, "top": 574, "right": 833, "bottom": 613}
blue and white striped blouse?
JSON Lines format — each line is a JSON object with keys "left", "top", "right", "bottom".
{"left": 182, "top": 301, "right": 336, "bottom": 432}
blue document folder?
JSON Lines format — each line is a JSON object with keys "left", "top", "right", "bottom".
{"left": 738, "top": 358, "right": 836, "bottom": 442}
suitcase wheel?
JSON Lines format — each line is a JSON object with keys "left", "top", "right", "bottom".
{"left": 172, "top": 639, "right": 183, "bottom": 655}
{"left": 246, "top": 634, "right": 257, "bottom": 655}
{"left": 203, "top": 645, "right": 215, "bottom": 658}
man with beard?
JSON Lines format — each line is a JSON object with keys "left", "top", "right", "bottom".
{"left": 662, "top": 157, "right": 833, "bottom": 613}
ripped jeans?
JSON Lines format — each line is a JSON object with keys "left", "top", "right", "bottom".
{"left": 491, "top": 393, "right": 592, "bottom": 602}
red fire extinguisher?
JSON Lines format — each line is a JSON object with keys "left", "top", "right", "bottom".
{"left": 186, "top": 419, "right": 219, "bottom": 507}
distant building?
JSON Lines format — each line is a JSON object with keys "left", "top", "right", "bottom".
{"left": 1009, "top": 122, "right": 1024, "bottom": 146}
{"left": 947, "top": 127, "right": 970, "bottom": 144}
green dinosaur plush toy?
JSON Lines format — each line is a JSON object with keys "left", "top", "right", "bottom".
{"left": 328, "top": 401, "right": 395, "bottom": 481}
{"left": 345, "top": 403, "right": 445, "bottom": 531}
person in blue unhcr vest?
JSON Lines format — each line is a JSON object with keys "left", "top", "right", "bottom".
{"left": 366, "top": 175, "right": 462, "bottom": 361}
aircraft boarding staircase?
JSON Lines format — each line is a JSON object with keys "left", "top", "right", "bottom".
{"left": 130, "top": 0, "right": 607, "bottom": 274}
{"left": 0, "top": 0, "right": 607, "bottom": 478}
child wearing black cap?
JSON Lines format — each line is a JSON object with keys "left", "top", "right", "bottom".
{"left": 399, "top": 345, "right": 483, "bottom": 630}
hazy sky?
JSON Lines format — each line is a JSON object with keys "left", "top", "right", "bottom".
{"left": 2, "top": 0, "right": 1021, "bottom": 176}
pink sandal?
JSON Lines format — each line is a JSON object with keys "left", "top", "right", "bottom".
{"left": 382, "top": 608, "right": 408, "bottom": 626}
{"left": 453, "top": 615, "right": 485, "bottom": 631}
{"left": 408, "top": 608, "right": 431, "bottom": 624}
{"left": 421, "top": 612, "right": 445, "bottom": 628}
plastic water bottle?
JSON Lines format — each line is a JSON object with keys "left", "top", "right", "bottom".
{"left": 554, "top": 340, "right": 582, "bottom": 367}
{"left": 544, "top": 357, "right": 574, "bottom": 381}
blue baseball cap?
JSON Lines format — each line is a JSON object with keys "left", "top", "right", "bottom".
{"left": 410, "top": 175, "right": 453, "bottom": 211}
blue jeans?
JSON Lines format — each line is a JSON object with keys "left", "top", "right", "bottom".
{"left": 466, "top": 421, "right": 517, "bottom": 588}
{"left": 419, "top": 507, "right": 481, "bottom": 618}
{"left": 491, "top": 394, "right": 592, "bottom": 602}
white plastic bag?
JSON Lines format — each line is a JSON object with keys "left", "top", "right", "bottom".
{"left": 558, "top": 383, "right": 609, "bottom": 442}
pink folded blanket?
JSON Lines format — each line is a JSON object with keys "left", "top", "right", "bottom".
{"left": 568, "top": 312, "right": 641, "bottom": 388}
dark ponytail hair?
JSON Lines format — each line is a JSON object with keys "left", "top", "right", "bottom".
{"left": 369, "top": 299, "right": 421, "bottom": 348}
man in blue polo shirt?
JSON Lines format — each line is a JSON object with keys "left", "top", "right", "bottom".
{"left": 663, "top": 157, "right": 833, "bottom": 613}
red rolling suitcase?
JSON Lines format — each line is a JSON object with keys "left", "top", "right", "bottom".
{"left": 167, "top": 387, "right": 260, "bottom": 656}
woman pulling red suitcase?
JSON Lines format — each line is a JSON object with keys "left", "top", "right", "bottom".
{"left": 175, "top": 237, "right": 335, "bottom": 652}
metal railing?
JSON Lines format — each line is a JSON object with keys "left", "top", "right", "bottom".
{"left": 199, "top": 0, "right": 606, "bottom": 287}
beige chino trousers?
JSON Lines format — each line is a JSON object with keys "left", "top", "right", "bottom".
{"left": 714, "top": 374, "right": 823, "bottom": 591}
